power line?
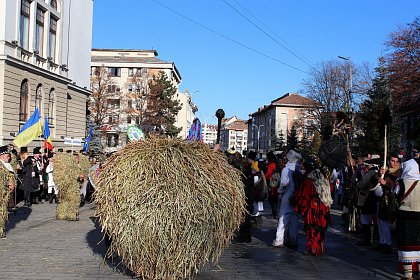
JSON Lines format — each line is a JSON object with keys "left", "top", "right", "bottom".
{"left": 223, "top": 0, "right": 317, "bottom": 72}
{"left": 230, "top": 0, "right": 317, "bottom": 69}
{"left": 150, "top": 0, "right": 312, "bottom": 75}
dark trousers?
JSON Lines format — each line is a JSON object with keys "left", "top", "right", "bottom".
{"left": 24, "top": 190, "right": 31, "bottom": 205}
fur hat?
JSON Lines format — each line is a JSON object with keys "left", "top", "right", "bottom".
{"left": 226, "top": 147, "right": 236, "bottom": 155}
{"left": 286, "top": 149, "right": 302, "bottom": 163}
{"left": 0, "top": 145, "right": 10, "bottom": 155}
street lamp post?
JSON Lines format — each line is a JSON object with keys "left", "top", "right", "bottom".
{"left": 252, "top": 124, "right": 264, "bottom": 156}
{"left": 338, "top": 56, "right": 352, "bottom": 114}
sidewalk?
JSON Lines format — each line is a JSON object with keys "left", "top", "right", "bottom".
{"left": 0, "top": 202, "right": 402, "bottom": 279}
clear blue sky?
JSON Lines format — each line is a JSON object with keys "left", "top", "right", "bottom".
{"left": 92, "top": 0, "right": 419, "bottom": 123}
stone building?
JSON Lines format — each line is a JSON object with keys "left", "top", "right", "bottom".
{"left": 0, "top": 0, "right": 93, "bottom": 149}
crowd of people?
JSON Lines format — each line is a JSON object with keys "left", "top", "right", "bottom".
{"left": 225, "top": 147, "right": 420, "bottom": 279}
{"left": 1, "top": 141, "right": 420, "bottom": 279}
{"left": 0, "top": 144, "right": 98, "bottom": 237}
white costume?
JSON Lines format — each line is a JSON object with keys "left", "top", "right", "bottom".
{"left": 46, "top": 163, "right": 58, "bottom": 195}
{"left": 273, "top": 149, "right": 302, "bottom": 247}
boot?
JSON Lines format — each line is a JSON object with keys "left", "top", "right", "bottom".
{"left": 49, "top": 194, "right": 54, "bottom": 204}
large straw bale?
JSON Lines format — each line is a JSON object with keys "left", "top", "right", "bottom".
{"left": 94, "top": 137, "right": 246, "bottom": 279}
{"left": 53, "top": 152, "right": 80, "bottom": 220}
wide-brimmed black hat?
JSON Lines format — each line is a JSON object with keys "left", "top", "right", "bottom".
{"left": 247, "top": 150, "right": 257, "bottom": 161}
{"left": 364, "top": 154, "right": 382, "bottom": 165}
{"left": 33, "top": 147, "right": 42, "bottom": 155}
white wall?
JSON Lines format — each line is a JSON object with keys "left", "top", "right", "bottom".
{"left": 61, "top": 0, "right": 93, "bottom": 89}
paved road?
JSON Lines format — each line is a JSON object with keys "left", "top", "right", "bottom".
{"left": 0, "top": 202, "right": 402, "bottom": 279}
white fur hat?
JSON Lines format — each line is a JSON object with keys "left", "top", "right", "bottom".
{"left": 286, "top": 149, "right": 302, "bottom": 163}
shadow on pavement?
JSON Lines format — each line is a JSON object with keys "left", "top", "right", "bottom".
{"left": 85, "top": 216, "right": 138, "bottom": 279}
{"left": 251, "top": 212, "right": 401, "bottom": 280}
{"left": 6, "top": 206, "right": 32, "bottom": 233}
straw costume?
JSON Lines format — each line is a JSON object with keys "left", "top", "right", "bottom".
{"left": 0, "top": 145, "right": 15, "bottom": 238}
{"left": 54, "top": 152, "right": 80, "bottom": 220}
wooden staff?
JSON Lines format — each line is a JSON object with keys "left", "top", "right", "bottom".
{"left": 382, "top": 125, "right": 387, "bottom": 179}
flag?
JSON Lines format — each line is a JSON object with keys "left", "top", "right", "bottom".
{"left": 83, "top": 126, "right": 93, "bottom": 152}
{"left": 13, "top": 108, "right": 42, "bottom": 148}
{"left": 44, "top": 116, "right": 53, "bottom": 151}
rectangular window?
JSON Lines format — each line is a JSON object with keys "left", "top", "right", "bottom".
{"left": 128, "top": 100, "right": 133, "bottom": 108}
{"left": 127, "top": 116, "right": 132, "bottom": 124}
{"left": 20, "top": 0, "right": 31, "bottom": 50}
{"left": 127, "top": 84, "right": 133, "bottom": 92}
{"left": 128, "top": 68, "right": 134, "bottom": 77}
{"left": 135, "top": 116, "right": 140, "bottom": 125}
{"left": 48, "top": 17, "right": 57, "bottom": 60}
{"left": 108, "top": 99, "right": 120, "bottom": 110}
{"left": 107, "top": 85, "right": 118, "bottom": 93}
{"left": 35, "top": 7, "right": 45, "bottom": 56}
{"left": 108, "top": 67, "right": 121, "bottom": 77}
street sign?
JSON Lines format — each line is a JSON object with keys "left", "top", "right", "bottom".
{"left": 64, "top": 138, "right": 82, "bottom": 146}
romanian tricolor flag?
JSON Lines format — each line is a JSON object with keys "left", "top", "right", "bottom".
{"left": 13, "top": 107, "right": 42, "bottom": 148}
{"left": 44, "top": 116, "right": 53, "bottom": 151}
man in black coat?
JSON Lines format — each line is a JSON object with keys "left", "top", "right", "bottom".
{"left": 20, "top": 147, "right": 42, "bottom": 206}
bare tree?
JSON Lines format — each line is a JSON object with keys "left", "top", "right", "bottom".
{"left": 126, "top": 69, "right": 149, "bottom": 126}
{"left": 89, "top": 66, "right": 117, "bottom": 127}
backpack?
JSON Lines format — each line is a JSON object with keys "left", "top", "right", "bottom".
{"left": 269, "top": 172, "right": 281, "bottom": 196}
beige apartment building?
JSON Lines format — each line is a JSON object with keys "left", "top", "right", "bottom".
{"left": 248, "top": 93, "right": 322, "bottom": 158}
{"left": 91, "top": 49, "right": 196, "bottom": 151}
{"left": 0, "top": 0, "right": 93, "bottom": 149}
{"left": 220, "top": 117, "right": 248, "bottom": 155}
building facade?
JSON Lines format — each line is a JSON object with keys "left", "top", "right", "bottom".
{"left": 175, "top": 90, "right": 198, "bottom": 139}
{"left": 0, "top": 0, "right": 93, "bottom": 149}
{"left": 90, "top": 49, "right": 193, "bottom": 152}
{"left": 220, "top": 118, "right": 248, "bottom": 155}
{"left": 202, "top": 123, "right": 217, "bottom": 147}
{"left": 248, "top": 93, "right": 321, "bottom": 158}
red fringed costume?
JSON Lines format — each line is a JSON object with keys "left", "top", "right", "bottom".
{"left": 294, "top": 176, "right": 331, "bottom": 256}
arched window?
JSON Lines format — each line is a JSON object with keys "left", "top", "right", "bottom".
{"left": 35, "top": 84, "right": 43, "bottom": 115}
{"left": 48, "top": 88, "right": 55, "bottom": 125}
{"left": 19, "top": 79, "right": 29, "bottom": 121}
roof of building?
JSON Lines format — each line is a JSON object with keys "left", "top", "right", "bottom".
{"left": 249, "top": 93, "right": 322, "bottom": 116}
{"left": 91, "top": 56, "right": 170, "bottom": 64}
{"left": 225, "top": 120, "right": 247, "bottom": 131}
{"left": 92, "top": 48, "right": 158, "bottom": 55}
{"left": 272, "top": 93, "right": 321, "bottom": 107}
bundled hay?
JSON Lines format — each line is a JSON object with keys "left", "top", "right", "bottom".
{"left": 53, "top": 153, "right": 80, "bottom": 220}
{"left": 95, "top": 137, "right": 246, "bottom": 279}
{"left": 0, "top": 165, "right": 14, "bottom": 236}
{"left": 78, "top": 154, "right": 90, "bottom": 177}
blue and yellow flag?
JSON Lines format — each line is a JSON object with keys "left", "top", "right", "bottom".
{"left": 13, "top": 108, "right": 42, "bottom": 148}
